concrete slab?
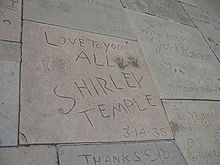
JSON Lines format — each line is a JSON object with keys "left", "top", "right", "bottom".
{"left": 0, "top": 41, "right": 20, "bottom": 146}
{"left": 23, "top": 0, "right": 135, "bottom": 40}
{"left": 0, "top": 40, "right": 20, "bottom": 62}
{"left": 20, "top": 20, "right": 172, "bottom": 144}
{"left": 127, "top": 11, "right": 220, "bottom": 100}
{"left": 58, "top": 141, "right": 187, "bottom": 165}
{"left": 0, "top": 59, "right": 19, "bottom": 147}
{"left": 0, "top": 0, "right": 21, "bottom": 41}
{"left": 120, "top": 0, "right": 194, "bottom": 27}
{"left": 0, "top": 145, "right": 57, "bottom": 165}
{"left": 163, "top": 100, "right": 220, "bottom": 165}
{"left": 183, "top": 4, "right": 220, "bottom": 62}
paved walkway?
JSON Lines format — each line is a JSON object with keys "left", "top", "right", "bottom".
{"left": 0, "top": 0, "right": 220, "bottom": 164}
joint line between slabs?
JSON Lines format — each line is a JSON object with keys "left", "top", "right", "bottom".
{"left": 17, "top": 0, "right": 24, "bottom": 146}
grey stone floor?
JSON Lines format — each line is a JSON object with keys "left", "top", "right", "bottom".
{"left": 0, "top": 0, "right": 220, "bottom": 164}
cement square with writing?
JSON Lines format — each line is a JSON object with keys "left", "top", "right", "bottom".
{"left": 0, "top": 145, "right": 57, "bottom": 165}
{"left": 127, "top": 11, "right": 220, "bottom": 100}
{"left": 58, "top": 141, "right": 187, "bottom": 165}
{"left": 23, "top": 0, "right": 135, "bottom": 40}
{"left": 183, "top": 4, "right": 220, "bottom": 62}
{"left": 20, "top": 20, "right": 173, "bottom": 144}
{"left": 0, "top": 0, "right": 21, "bottom": 41}
{"left": 120, "top": 0, "right": 194, "bottom": 27}
{"left": 163, "top": 100, "right": 220, "bottom": 165}
{"left": 0, "top": 41, "right": 20, "bottom": 146}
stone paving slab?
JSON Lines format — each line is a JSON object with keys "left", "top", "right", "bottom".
{"left": 0, "top": 0, "right": 21, "bottom": 42}
{"left": 0, "top": 41, "right": 20, "bottom": 146}
{"left": 19, "top": 20, "right": 173, "bottom": 144}
{"left": 183, "top": 4, "right": 220, "bottom": 62}
{"left": 0, "top": 145, "right": 57, "bottom": 165}
{"left": 120, "top": 0, "right": 194, "bottom": 27}
{"left": 58, "top": 141, "right": 187, "bottom": 165}
{"left": 127, "top": 10, "right": 220, "bottom": 100}
{"left": 163, "top": 100, "right": 220, "bottom": 165}
{"left": 23, "top": 0, "right": 135, "bottom": 40}
{"left": 0, "top": 40, "right": 20, "bottom": 62}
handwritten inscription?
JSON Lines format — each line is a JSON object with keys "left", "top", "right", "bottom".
{"left": 130, "top": 12, "right": 220, "bottom": 99}
{"left": 137, "top": 16, "right": 216, "bottom": 58}
{"left": 186, "top": 137, "right": 220, "bottom": 165}
{"left": 20, "top": 21, "right": 172, "bottom": 144}
{"left": 171, "top": 110, "right": 220, "bottom": 135}
{"left": 122, "top": 125, "right": 167, "bottom": 139}
{"left": 164, "top": 101, "right": 220, "bottom": 165}
{"left": 138, "top": 23, "right": 210, "bottom": 57}
{"left": 46, "top": 32, "right": 157, "bottom": 127}
{"left": 45, "top": 30, "right": 151, "bottom": 126}
{"left": 53, "top": 71, "right": 143, "bottom": 96}
{"left": 59, "top": 142, "right": 186, "bottom": 165}
{"left": 77, "top": 95, "right": 156, "bottom": 127}
{"left": 150, "top": 37, "right": 215, "bottom": 62}
{"left": 45, "top": 31, "right": 124, "bottom": 53}
{"left": 53, "top": 76, "right": 157, "bottom": 127}
{"left": 44, "top": 31, "right": 141, "bottom": 71}
{"left": 78, "top": 149, "right": 174, "bottom": 165}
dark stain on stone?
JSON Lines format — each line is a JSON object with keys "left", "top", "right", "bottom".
{"left": 169, "top": 121, "right": 181, "bottom": 136}
{"left": 58, "top": 2, "right": 71, "bottom": 12}
{"left": 207, "top": 37, "right": 214, "bottom": 43}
